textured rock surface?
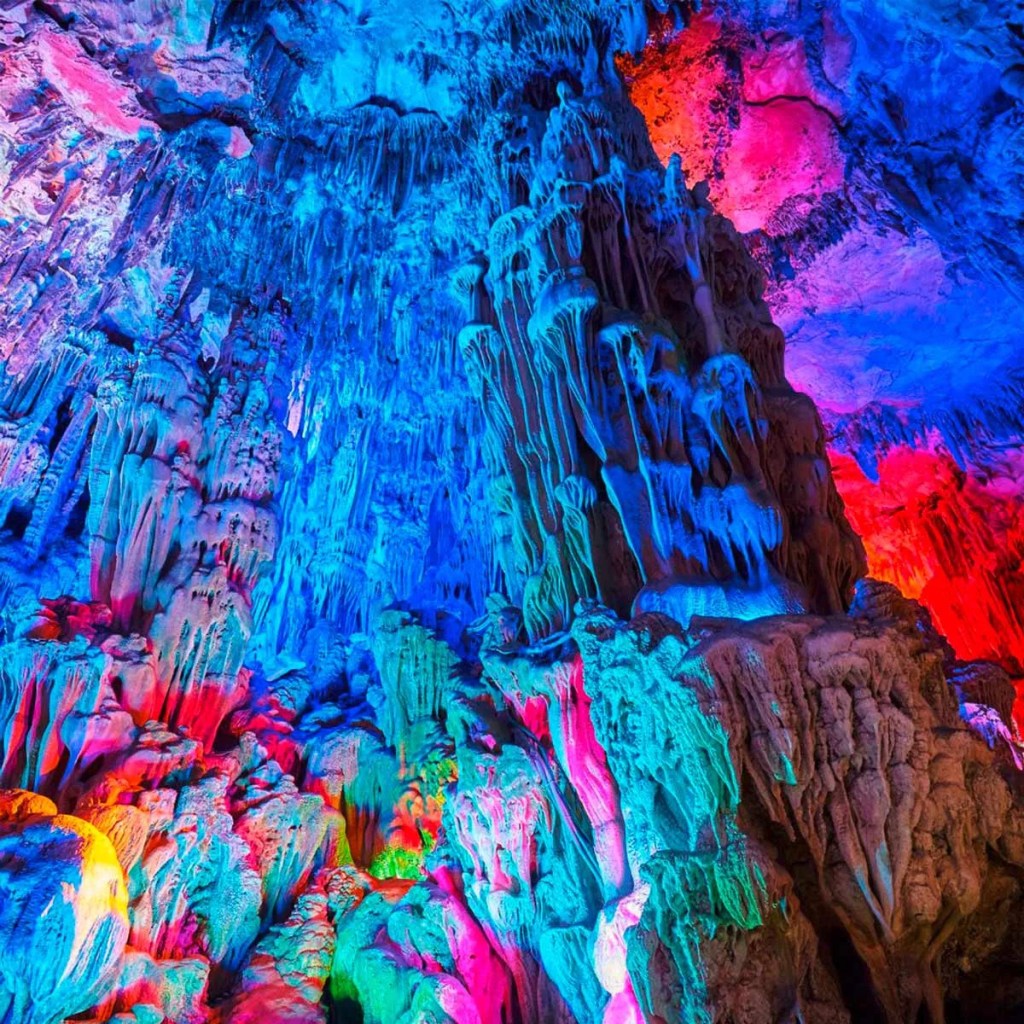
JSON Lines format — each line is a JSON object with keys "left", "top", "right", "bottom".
{"left": 621, "top": 2, "right": 1024, "bottom": 697}
{"left": 0, "top": 2, "right": 1020, "bottom": 1023}
{"left": 0, "top": 791, "right": 129, "bottom": 1023}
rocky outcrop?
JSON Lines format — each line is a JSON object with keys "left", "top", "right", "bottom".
{"left": 0, "top": 791, "right": 129, "bottom": 1024}
{"left": 620, "top": 4, "right": 1024, "bottom": 693}
{"left": 575, "top": 581, "right": 1024, "bottom": 1023}
{"left": 462, "top": 79, "right": 863, "bottom": 640}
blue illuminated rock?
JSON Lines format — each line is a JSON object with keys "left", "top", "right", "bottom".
{"left": 0, "top": 792, "right": 129, "bottom": 1024}
{"left": 0, "top": 2, "right": 1022, "bottom": 1023}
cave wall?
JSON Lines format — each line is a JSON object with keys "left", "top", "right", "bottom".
{"left": 0, "top": 2, "right": 1021, "bottom": 1023}
{"left": 620, "top": 0, "right": 1024, "bottom": 693}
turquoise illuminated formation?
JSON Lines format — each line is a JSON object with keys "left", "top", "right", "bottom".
{"left": 0, "top": 2, "right": 1022, "bottom": 1023}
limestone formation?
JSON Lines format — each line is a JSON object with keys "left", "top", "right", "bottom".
{"left": 0, "top": 2, "right": 1019, "bottom": 1023}
{"left": 0, "top": 793, "right": 129, "bottom": 1023}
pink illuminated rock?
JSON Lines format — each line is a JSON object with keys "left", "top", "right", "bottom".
{"left": 35, "top": 28, "right": 149, "bottom": 137}
{"left": 619, "top": 11, "right": 844, "bottom": 234}
{"left": 214, "top": 875, "right": 335, "bottom": 1023}
{"left": 481, "top": 645, "right": 629, "bottom": 900}
{"left": 330, "top": 868, "right": 514, "bottom": 1024}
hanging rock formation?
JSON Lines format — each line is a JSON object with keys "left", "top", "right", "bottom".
{"left": 620, "top": 1, "right": 1024, "bottom": 700}
{"left": 462, "top": 78, "right": 863, "bottom": 640}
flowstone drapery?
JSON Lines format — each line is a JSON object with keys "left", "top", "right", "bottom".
{"left": 461, "top": 82, "right": 863, "bottom": 640}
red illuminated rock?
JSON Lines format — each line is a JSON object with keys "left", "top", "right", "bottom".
{"left": 832, "top": 448, "right": 1024, "bottom": 695}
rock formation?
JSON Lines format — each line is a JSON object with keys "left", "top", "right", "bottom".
{"left": 620, "top": 2, "right": 1024, "bottom": 694}
{"left": 0, "top": 2, "right": 1020, "bottom": 1023}
{"left": 0, "top": 792, "right": 129, "bottom": 1023}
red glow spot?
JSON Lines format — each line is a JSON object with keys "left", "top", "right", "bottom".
{"left": 832, "top": 447, "right": 1024, "bottom": 721}
{"left": 619, "top": 13, "right": 844, "bottom": 232}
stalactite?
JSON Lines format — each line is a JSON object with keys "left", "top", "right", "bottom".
{"left": 0, "top": 3, "right": 1019, "bottom": 1023}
